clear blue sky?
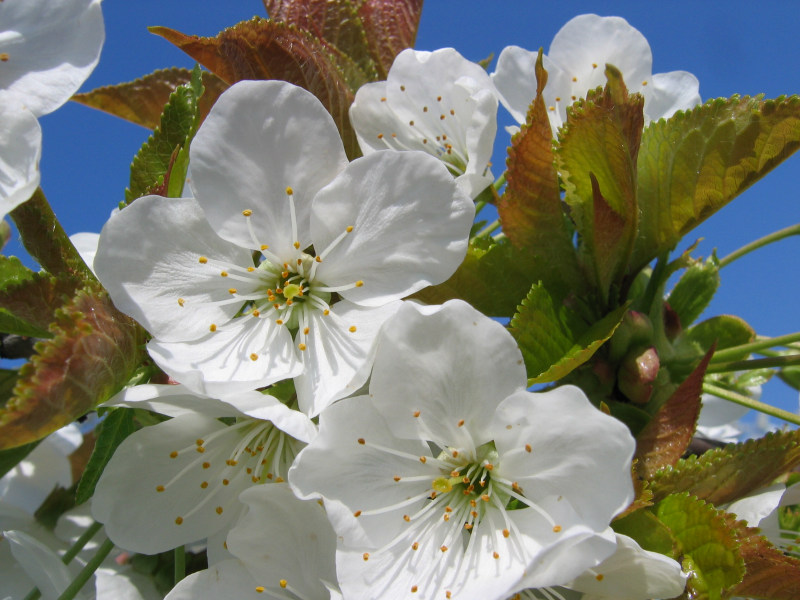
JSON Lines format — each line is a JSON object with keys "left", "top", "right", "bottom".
{"left": 13, "top": 1, "right": 800, "bottom": 417}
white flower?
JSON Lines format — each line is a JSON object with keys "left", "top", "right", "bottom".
{"left": 728, "top": 481, "right": 800, "bottom": 558}
{"left": 0, "top": 0, "right": 104, "bottom": 218}
{"left": 94, "top": 80, "right": 473, "bottom": 416}
{"left": 350, "top": 48, "right": 498, "bottom": 199}
{"left": 91, "top": 384, "right": 315, "bottom": 555}
{"left": 491, "top": 14, "right": 701, "bottom": 135}
{"left": 166, "top": 484, "right": 341, "bottom": 600}
{"left": 290, "top": 300, "right": 636, "bottom": 600}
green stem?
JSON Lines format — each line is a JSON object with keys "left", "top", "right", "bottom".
{"left": 56, "top": 538, "right": 114, "bottom": 600}
{"left": 702, "top": 382, "right": 800, "bottom": 426}
{"left": 474, "top": 199, "right": 487, "bottom": 215}
{"left": 718, "top": 222, "right": 800, "bottom": 269}
{"left": 174, "top": 545, "right": 186, "bottom": 585}
{"left": 710, "top": 332, "right": 800, "bottom": 363}
{"left": 476, "top": 218, "right": 502, "bottom": 238}
{"left": 22, "top": 587, "right": 41, "bottom": 600}
{"left": 493, "top": 171, "right": 507, "bottom": 191}
{"left": 706, "top": 354, "right": 800, "bottom": 374}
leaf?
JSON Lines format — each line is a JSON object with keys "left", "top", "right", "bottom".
{"left": 151, "top": 18, "right": 362, "bottom": 159}
{"left": 556, "top": 67, "right": 643, "bottom": 304}
{"left": 125, "top": 67, "right": 204, "bottom": 203}
{"left": 667, "top": 256, "right": 720, "bottom": 329}
{"left": 613, "top": 508, "right": 678, "bottom": 557}
{"left": 634, "top": 95, "right": 800, "bottom": 271}
{"left": 75, "top": 407, "right": 135, "bottom": 505}
{"left": 498, "top": 49, "right": 583, "bottom": 297}
{"left": 651, "top": 430, "right": 800, "bottom": 505}
{"left": 0, "top": 441, "right": 38, "bottom": 479}
{"left": 0, "top": 268, "right": 80, "bottom": 338}
{"left": 686, "top": 315, "right": 756, "bottom": 358}
{"left": 264, "top": 0, "right": 378, "bottom": 81}
{"left": 356, "top": 0, "right": 423, "bottom": 78}
{"left": 73, "top": 67, "right": 228, "bottom": 130}
{"left": 730, "top": 521, "right": 800, "bottom": 600}
{"left": 510, "top": 282, "right": 627, "bottom": 383}
{"left": 0, "top": 281, "right": 146, "bottom": 450}
{"left": 655, "top": 493, "right": 745, "bottom": 600}
{"left": 634, "top": 346, "right": 714, "bottom": 480}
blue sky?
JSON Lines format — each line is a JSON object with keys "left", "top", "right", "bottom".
{"left": 14, "top": 1, "right": 800, "bottom": 416}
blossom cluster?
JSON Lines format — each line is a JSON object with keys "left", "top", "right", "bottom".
{"left": 10, "top": 4, "right": 792, "bottom": 600}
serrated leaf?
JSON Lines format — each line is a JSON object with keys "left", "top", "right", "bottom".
{"left": 73, "top": 67, "right": 228, "bottom": 130}
{"left": 667, "top": 256, "right": 720, "bottom": 329}
{"left": 656, "top": 493, "right": 745, "bottom": 600}
{"left": 556, "top": 67, "right": 643, "bottom": 304}
{"left": 635, "top": 346, "right": 714, "bottom": 480}
{"left": 75, "top": 407, "right": 135, "bottom": 505}
{"left": 356, "top": 0, "right": 423, "bottom": 79}
{"left": 264, "top": 0, "right": 378, "bottom": 82}
{"left": 510, "top": 282, "right": 627, "bottom": 383}
{"left": 498, "top": 49, "right": 583, "bottom": 297}
{"left": 0, "top": 281, "right": 146, "bottom": 450}
{"left": 152, "top": 18, "right": 362, "bottom": 159}
{"left": 613, "top": 508, "right": 678, "bottom": 557}
{"left": 687, "top": 315, "right": 755, "bottom": 358}
{"left": 729, "top": 521, "right": 800, "bottom": 600}
{"left": 651, "top": 430, "right": 800, "bottom": 505}
{"left": 634, "top": 95, "right": 800, "bottom": 271}
{"left": 0, "top": 267, "right": 79, "bottom": 337}
{"left": 125, "top": 68, "right": 203, "bottom": 203}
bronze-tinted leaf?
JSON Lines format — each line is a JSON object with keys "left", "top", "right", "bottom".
{"left": 73, "top": 68, "right": 228, "bottom": 130}
{"left": 651, "top": 429, "right": 800, "bottom": 505}
{"left": 635, "top": 346, "right": 714, "bottom": 480}
{"left": 730, "top": 521, "right": 800, "bottom": 600}
{"left": 0, "top": 282, "right": 146, "bottom": 450}
{"left": 0, "top": 270, "right": 78, "bottom": 337}
{"left": 357, "top": 0, "right": 423, "bottom": 78}
{"left": 151, "top": 18, "right": 361, "bottom": 159}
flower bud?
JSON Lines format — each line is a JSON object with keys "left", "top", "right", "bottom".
{"left": 618, "top": 346, "right": 660, "bottom": 404}
{"left": 609, "top": 310, "right": 654, "bottom": 362}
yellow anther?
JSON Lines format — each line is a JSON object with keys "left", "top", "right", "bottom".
{"left": 175, "top": 517, "right": 183, "bottom": 525}
{"left": 247, "top": 266, "right": 255, "bottom": 272}
{"left": 169, "top": 451, "right": 178, "bottom": 458}
{"left": 400, "top": 85, "right": 406, "bottom": 91}
{"left": 377, "top": 133, "right": 384, "bottom": 139}
{"left": 642, "top": 80, "right": 648, "bottom": 86}
{"left": 380, "top": 97, "right": 387, "bottom": 102}
{"left": 293, "top": 241, "right": 300, "bottom": 249}
{"left": 222, "top": 479, "right": 229, "bottom": 485}
{"left": 298, "top": 343, "right": 307, "bottom": 351}
{"left": 423, "top": 106, "right": 428, "bottom": 112}
{"left": 216, "top": 506, "right": 223, "bottom": 515}
{"left": 260, "top": 244, "right": 269, "bottom": 251}
{"left": 363, "top": 552, "right": 370, "bottom": 561}
{"left": 409, "top": 120, "right": 415, "bottom": 126}
{"left": 595, "top": 574, "right": 604, "bottom": 581}
{"left": 411, "top": 585, "right": 418, "bottom": 593}
{"left": 196, "top": 446, "right": 205, "bottom": 453}
{"left": 303, "top": 327, "right": 310, "bottom": 335}
{"left": 355, "top": 280, "right": 364, "bottom": 287}
{"left": 419, "top": 456, "right": 427, "bottom": 463}
{"left": 156, "top": 485, "right": 165, "bottom": 492}
{"left": 279, "top": 580, "right": 287, "bottom": 589}
{"left": 440, "top": 545, "right": 448, "bottom": 552}
{"left": 592, "top": 62, "right": 598, "bottom": 68}
{"left": 457, "top": 419, "right": 465, "bottom": 427}
{"left": 200, "top": 481, "right": 208, "bottom": 489}
{"left": 411, "top": 542, "right": 419, "bottom": 550}
{"left": 276, "top": 319, "right": 284, "bottom": 325}
{"left": 315, "top": 256, "right": 322, "bottom": 262}
{"left": 323, "top": 309, "right": 330, "bottom": 315}
{"left": 493, "top": 551, "right": 500, "bottom": 559}
{"left": 177, "top": 298, "right": 185, "bottom": 306}
{"left": 250, "top": 353, "right": 259, "bottom": 361}
{"left": 353, "top": 510, "right": 362, "bottom": 517}
{"left": 198, "top": 256, "right": 208, "bottom": 264}
{"left": 413, "top": 410, "right": 420, "bottom": 417}
{"left": 572, "top": 76, "right": 578, "bottom": 82}
{"left": 349, "top": 326, "right": 357, "bottom": 333}
{"left": 242, "top": 209, "right": 253, "bottom": 217}
{"left": 285, "top": 187, "right": 293, "bottom": 195}
{"left": 220, "top": 271, "right": 228, "bottom": 277}
{"left": 252, "top": 310, "right": 260, "bottom": 317}
{"left": 525, "top": 444, "right": 532, "bottom": 452}
{"left": 403, "top": 514, "right": 410, "bottom": 522}
{"left": 256, "top": 587, "right": 265, "bottom": 593}
{"left": 209, "top": 324, "right": 217, "bottom": 332}
{"left": 553, "top": 525, "right": 562, "bottom": 533}
{"left": 202, "top": 462, "right": 210, "bottom": 469}
{"left": 503, "top": 528, "right": 510, "bottom": 538}
{"left": 393, "top": 476, "right": 401, "bottom": 482}
{"left": 0, "top": 54, "right": 9, "bottom": 62}
{"left": 228, "top": 288, "right": 237, "bottom": 294}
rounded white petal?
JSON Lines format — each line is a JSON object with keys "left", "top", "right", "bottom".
{"left": 645, "top": 71, "right": 702, "bottom": 121}
{"left": 190, "top": 80, "right": 347, "bottom": 253}
{"left": 492, "top": 45, "right": 540, "bottom": 124}
{"left": 164, "top": 559, "right": 264, "bottom": 600}
{"left": 294, "top": 300, "right": 402, "bottom": 417}
{"left": 94, "top": 195, "right": 254, "bottom": 342}
{"left": 0, "top": 0, "right": 104, "bottom": 117}
{"left": 311, "top": 151, "right": 473, "bottom": 306}
{"left": 727, "top": 482, "right": 786, "bottom": 527}
{"left": 349, "top": 80, "right": 395, "bottom": 155}
{"left": 0, "top": 100, "right": 40, "bottom": 218}
{"left": 490, "top": 386, "right": 636, "bottom": 531}
{"left": 69, "top": 232, "right": 100, "bottom": 276}
{"left": 566, "top": 533, "right": 687, "bottom": 600}
{"left": 456, "top": 84, "right": 498, "bottom": 197}
{"left": 227, "top": 485, "right": 339, "bottom": 598}
{"left": 370, "top": 300, "right": 527, "bottom": 445}
{"left": 146, "top": 316, "right": 303, "bottom": 398}
{"left": 4, "top": 529, "right": 75, "bottom": 600}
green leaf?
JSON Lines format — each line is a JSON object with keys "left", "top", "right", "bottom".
{"left": 75, "top": 407, "right": 135, "bottom": 505}
{"left": 634, "top": 95, "right": 800, "bottom": 271}
{"left": 655, "top": 493, "right": 744, "bottom": 600}
{"left": 651, "top": 430, "right": 800, "bottom": 505}
{"left": 125, "top": 66, "right": 204, "bottom": 203}
{"left": 73, "top": 67, "right": 228, "bottom": 130}
{"left": 0, "top": 281, "right": 146, "bottom": 449}
{"left": 497, "top": 49, "right": 583, "bottom": 298}
{"left": 510, "top": 282, "right": 627, "bottom": 383}
{"left": 612, "top": 508, "right": 678, "bottom": 557}
{"left": 686, "top": 315, "right": 756, "bottom": 358}
{"left": 666, "top": 256, "right": 720, "bottom": 329}
{"left": 556, "top": 67, "right": 643, "bottom": 304}
{"left": 0, "top": 265, "right": 80, "bottom": 338}
{"left": 0, "top": 440, "right": 39, "bottom": 479}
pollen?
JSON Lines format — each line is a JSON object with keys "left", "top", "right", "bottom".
{"left": 493, "top": 551, "right": 500, "bottom": 559}
{"left": 242, "top": 209, "right": 253, "bottom": 217}
{"left": 276, "top": 319, "right": 284, "bottom": 325}
{"left": 298, "top": 343, "right": 307, "bottom": 351}
{"left": 403, "top": 514, "right": 410, "bottom": 522}
{"left": 377, "top": 133, "right": 384, "bottom": 139}
{"left": 222, "top": 479, "right": 229, "bottom": 485}
{"left": 200, "top": 481, "right": 208, "bottom": 489}
{"left": 198, "top": 256, "right": 208, "bottom": 264}
{"left": 353, "top": 510, "right": 362, "bottom": 517}
{"left": 409, "top": 120, "right": 415, "bottom": 126}
{"left": 228, "top": 288, "right": 237, "bottom": 294}
{"left": 260, "top": 244, "right": 269, "bottom": 251}
{"left": 250, "top": 353, "right": 259, "bottom": 361}
{"left": 393, "top": 475, "right": 401, "bottom": 482}
{"left": 175, "top": 517, "right": 183, "bottom": 525}
{"left": 156, "top": 485, "right": 165, "bottom": 492}
{"left": 252, "top": 310, "right": 260, "bottom": 317}
{"left": 411, "top": 542, "right": 419, "bottom": 550}
{"left": 279, "top": 580, "right": 287, "bottom": 589}
{"left": 357, "top": 438, "right": 365, "bottom": 445}
{"left": 285, "top": 187, "right": 294, "bottom": 195}
{"left": 196, "top": 446, "right": 205, "bottom": 453}
{"left": 440, "top": 545, "right": 448, "bottom": 552}
{"left": 363, "top": 552, "right": 370, "bottom": 561}
{"left": 169, "top": 451, "right": 178, "bottom": 458}
{"left": 400, "top": 85, "right": 406, "bottom": 91}
{"left": 215, "top": 506, "right": 224, "bottom": 515}
{"left": 419, "top": 456, "right": 427, "bottom": 463}
{"left": 592, "top": 62, "right": 598, "bottom": 68}
{"left": 209, "top": 324, "right": 217, "bottom": 332}
{"left": 595, "top": 573, "right": 604, "bottom": 581}
{"left": 525, "top": 444, "right": 532, "bottom": 453}
{"left": 642, "top": 80, "right": 648, "bottom": 86}
{"left": 255, "top": 587, "right": 265, "bottom": 593}
{"left": 202, "top": 462, "right": 210, "bottom": 469}
{"left": 502, "top": 528, "right": 510, "bottom": 538}
{"left": 0, "top": 54, "right": 8, "bottom": 62}
{"left": 411, "top": 585, "right": 418, "bottom": 593}
{"left": 346, "top": 225, "right": 354, "bottom": 233}
{"left": 355, "top": 280, "right": 364, "bottom": 287}
{"left": 349, "top": 325, "right": 357, "bottom": 333}
{"left": 553, "top": 525, "right": 562, "bottom": 533}
{"left": 293, "top": 241, "right": 300, "bottom": 249}
{"left": 177, "top": 298, "right": 185, "bottom": 306}
{"left": 572, "top": 76, "right": 577, "bottom": 82}
{"left": 413, "top": 410, "right": 420, "bottom": 417}
{"left": 457, "top": 419, "right": 465, "bottom": 427}
{"left": 220, "top": 271, "right": 228, "bottom": 277}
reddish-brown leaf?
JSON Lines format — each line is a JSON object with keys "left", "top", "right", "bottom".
{"left": 151, "top": 18, "right": 361, "bottom": 158}
{"left": 0, "top": 273, "right": 79, "bottom": 335}
{"left": 730, "top": 520, "right": 800, "bottom": 600}
{"left": 357, "top": 0, "right": 423, "bottom": 78}
{"left": 0, "top": 282, "right": 146, "bottom": 450}
{"left": 73, "top": 68, "right": 228, "bottom": 130}
{"left": 634, "top": 345, "right": 714, "bottom": 480}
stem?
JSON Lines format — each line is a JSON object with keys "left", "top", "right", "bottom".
{"left": 174, "top": 545, "right": 186, "bottom": 585}
{"left": 702, "top": 382, "right": 800, "bottom": 426}
{"left": 56, "top": 538, "right": 115, "bottom": 600}
{"left": 22, "top": 588, "right": 41, "bottom": 600}
{"left": 476, "top": 218, "right": 502, "bottom": 238}
{"left": 718, "top": 222, "right": 800, "bottom": 268}
{"left": 474, "top": 199, "right": 487, "bottom": 215}
{"left": 493, "top": 172, "right": 507, "bottom": 191}
{"left": 706, "top": 354, "right": 800, "bottom": 374}
{"left": 710, "top": 332, "right": 800, "bottom": 363}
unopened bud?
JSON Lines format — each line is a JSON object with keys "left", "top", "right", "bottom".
{"left": 609, "top": 311, "right": 654, "bottom": 362}
{"left": 618, "top": 346, "right": 660, "bottom": 404}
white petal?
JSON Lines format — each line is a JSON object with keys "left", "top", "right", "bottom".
{"left": 0, "top": 100, "right": 40, "bottom": 218}
{"left": 566, "top": 533, "right": 686, "bottom": 600}
{"left": 227, "top": 485, "right": 338, "bottom": 598}
{"left": 645, "top": 71, "right": 702, "bottom": 121}
{"left": 456, "top": 84, "right": 498, "bottom": 198}
{"left": 69, "top": 232, "right": 100, "bottom": 276}
{"left": 311, "top": 151, "right": 473, "bottom": 306}
{"left": 294, "top": 300, "right": 401, "bottom": 417}
{"left": 94, "top": 569, "right": 150, "bottom": 600}
{"left": 147, "top": 316, "right": 303, "bottom": 398}
{"left": 491, "top": 45, "right": 540, "bottom": 125}
{"left": 4, "top": 529, "right": 76, "bottom": 600}
{"left": 727, "top": 482, "right": 786, "bottom": 527}
{"left": 164, "top": 559, "right": 264, "bottom": 600}
{"left": 94, "top": 195, "right": 254, "bottom": 342}
{"left": 0, "top": 0, "right": 104, "bottom": 117}
{"left": 370, "top": 300, "right": 527, "bottom": 446}
{"left": 490, "top": 386, "right": 635, "bottom": 531}
{"left": 190, "top": 80, "right": 347, "bottom": 254}
{"left": 349, "top": 80, "right": 395, "bottom": 155}
{"left": 91, "top": 414, "right": 258, "bottom": 554}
